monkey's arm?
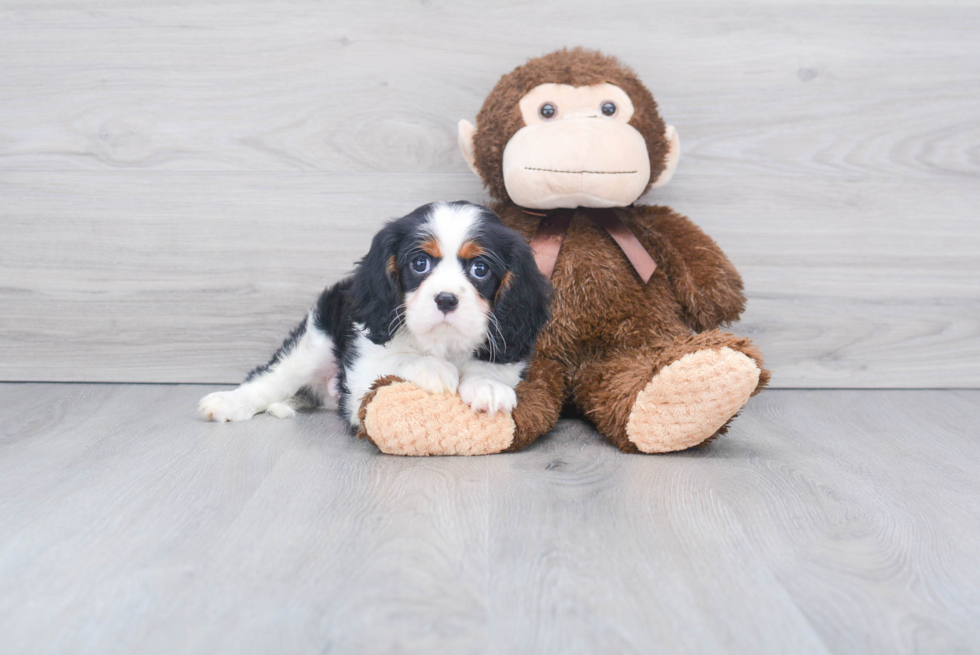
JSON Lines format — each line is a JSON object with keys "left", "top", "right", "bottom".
{"left": 635, "top": 206, "right": 746, "bottom": 332}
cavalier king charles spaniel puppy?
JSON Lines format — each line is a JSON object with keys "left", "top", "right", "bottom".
{"left": 199, "top": 201, "right": 550, "bottom": 429}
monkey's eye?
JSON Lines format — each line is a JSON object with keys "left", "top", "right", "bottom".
{"left": 470, "top": 260, "right": 490, "bottom": 280}
{"left": 411, "top": 255, "right": 431, "bottom": 274}
{"left": 601, "top": 101, "right": 617, "bottom": 117}
{"left": 538, "top": 103, "right": 557, "bottom": 120}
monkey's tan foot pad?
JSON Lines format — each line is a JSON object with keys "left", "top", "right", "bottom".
{"left": 361, "top": 381, "right": 515, "bottom": 456}
{"left": 625, "top": 347, "right": 761, "bottom": 453}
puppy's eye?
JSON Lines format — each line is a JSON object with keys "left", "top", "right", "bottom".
{"left": 539, "top": 103, "right": 557, "bottom": 120}
{"left": 470, "top": 260, "right": 490, "bottom": 280}
{"left": 601, "top": 101, "right": 617, "bottom": 117}
{"left": 411, "top": 255, "right": 430, "bottom": 274}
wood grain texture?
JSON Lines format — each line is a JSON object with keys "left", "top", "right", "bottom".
{"left": 0, "top": 383, "right": 491, "bottom": 655}
{"left": 2, "top": 172, "right": 977, "bottom": 386}
{"left": 1, "top": 0, "right": 979, "bottom": 386}
{"left": 0, "top": 1, "right": 977, "bottom": 179}
{"left": 1, "top": 384, "right": 979, "bottom": 653}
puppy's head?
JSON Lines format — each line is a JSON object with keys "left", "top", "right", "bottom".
{"left": 353, "top": 201, "right": 550, "bottom": 362}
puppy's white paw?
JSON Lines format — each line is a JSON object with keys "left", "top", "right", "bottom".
{"left": 267, "top": 401, "right": 296, "bottom": 419}
{"left": 401, "top": 357, "right": 460, "bottom": 395}
{"left": 458, "top": 376, "right": 517, "bottom": 417}
{"left": 199, "top": 391, "right": 257, "bottom": 422}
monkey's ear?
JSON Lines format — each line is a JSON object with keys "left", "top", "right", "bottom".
{"left": 651, "top": 125, "right": 681, "bottom": 189}
{"left": 457, "top": 119, "right": 479, "bottom": 176}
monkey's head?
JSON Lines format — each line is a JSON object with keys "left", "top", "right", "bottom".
{"left": 459, "top": 48, "right": 680, "bottom": 210}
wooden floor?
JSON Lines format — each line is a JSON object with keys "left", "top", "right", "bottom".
{"left": 1, "top": 384, "right": 978, "bottom": 654}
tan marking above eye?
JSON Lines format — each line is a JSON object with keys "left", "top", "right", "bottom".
{"left": 458, "top": 241, "right": 485, "bottom": 259}
{"left": 420, "top": 238, "right": 442, "bottom": 258}
{"left": 385, "top": 255, "right": 398, "bottom": 278}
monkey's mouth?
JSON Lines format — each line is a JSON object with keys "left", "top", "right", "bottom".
{"left": 524, "top": 167, "right": 638, "bottom": 175}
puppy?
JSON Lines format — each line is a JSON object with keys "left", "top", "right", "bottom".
{"left": 199, "top": 201, "right": 550, "bottom": 430}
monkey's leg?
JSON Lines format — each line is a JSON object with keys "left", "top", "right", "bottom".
{"left": 505, "top": 356, "right": 568, "bottom": 452}
{"left": 572, "top": 331, "right": 769, "bottom": 453}
{"left": 355, "top": 357, "right": 566, "bottom": 456}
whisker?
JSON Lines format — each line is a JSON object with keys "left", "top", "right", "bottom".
{"left": 487, "top": 312, "right": 507, "bottom": 356}
{"left": 388, "top": 305, "right": 406, "bottom": 335}
{"left": 480, "top": 306, "right": 500, "bottom": 363}
{"left": 484, "top": 326, "right": 497, "bottom": 363}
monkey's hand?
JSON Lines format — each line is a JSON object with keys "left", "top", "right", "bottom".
{"left": 638, "top": 206, "right": 747, "bottom": 331}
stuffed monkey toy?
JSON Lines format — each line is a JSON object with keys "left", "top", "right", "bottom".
{"left": 357, "top": 48, "right": 769, "bottom": 455}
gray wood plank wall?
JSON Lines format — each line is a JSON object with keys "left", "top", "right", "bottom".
{"left": 1, "top": 1, "right": 978, "bottom": 386}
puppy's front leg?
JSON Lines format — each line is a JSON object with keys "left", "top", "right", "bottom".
{"left": 396, "top": 355, "right": 460, "bottom": 395}
{"left": 457, "top": 360, "right": 526, "bottom": 417}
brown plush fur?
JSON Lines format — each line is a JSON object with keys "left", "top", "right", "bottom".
{"left": 358, "top": 49, "right": 768, "bottom": 455}
{"left": 473, "top": 48, "right": 670, "bottom": 203}
{"left": 488, "top": 203, "right": 770, "bottom": 452}
{"left": 506, "top": 356, "right": 568, "bottom": 452}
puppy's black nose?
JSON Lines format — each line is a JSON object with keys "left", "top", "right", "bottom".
{"left": 434, "top": 292, "right": 459, "bottom": 314}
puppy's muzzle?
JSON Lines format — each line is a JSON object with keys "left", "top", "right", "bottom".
{"left": 434, "top": 292, "right": 459, "bottom": 314}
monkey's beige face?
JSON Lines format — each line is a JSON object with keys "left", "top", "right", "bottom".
{"left": 459, "top": 83, "right": 679, "bottom": 209}
{"left": 503, "top": 83, "right": 649, "bottom": 209}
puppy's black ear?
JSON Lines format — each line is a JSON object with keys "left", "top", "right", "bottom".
{"left": 483, "top": 231, "right": 552, "bottom": 363}
{"left": 352, "top": 222, "right": 403, "bottom": 345}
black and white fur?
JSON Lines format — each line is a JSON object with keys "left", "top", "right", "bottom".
{"left": 199, "top": 201, "right": 550, "bottom": 429}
